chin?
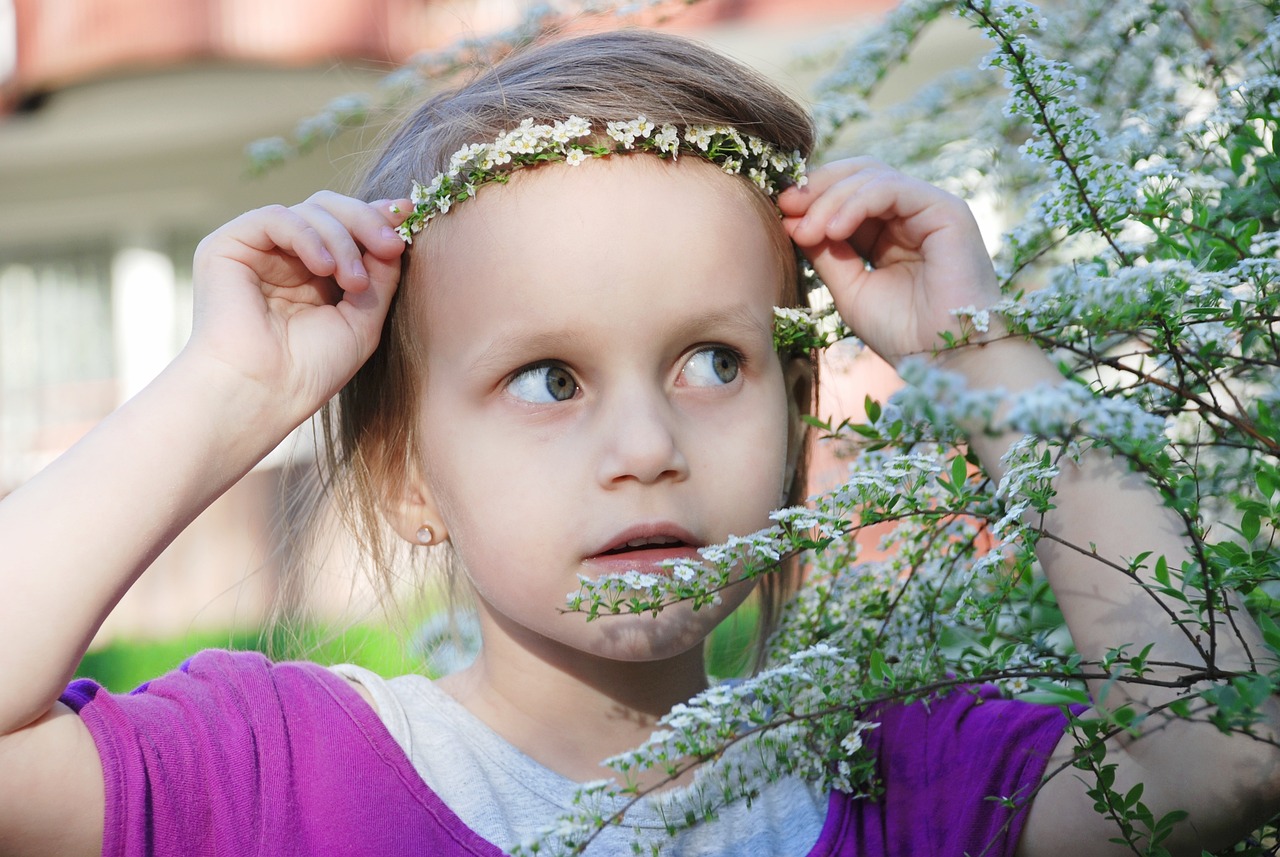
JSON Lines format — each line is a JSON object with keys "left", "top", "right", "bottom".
{"left": 561, "top": 597, "right": 743, "bottom": 663}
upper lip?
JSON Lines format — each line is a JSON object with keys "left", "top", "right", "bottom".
{"left": 590, "top": 523, "right": 702, "bottom": 558}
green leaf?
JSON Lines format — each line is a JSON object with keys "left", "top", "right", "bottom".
{"left": 1242, "top": 509, "right": 1261, "bottom": 543}
{"left": 951, "top": 455, "right": 969, "bottom": 494}
{"left": 1020, "top": 680, "right": 1090, "bottom": 708}
{"left": 864, "top": 395, "right": 881, "bottom": 423}
{"left": 1257, "top": 612, "right": 1280, "bottom": 654}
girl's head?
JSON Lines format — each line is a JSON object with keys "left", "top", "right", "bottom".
{"left": 327, "top": 29, "right": 816, "bottom": 669}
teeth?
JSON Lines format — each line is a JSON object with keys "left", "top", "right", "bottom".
{"left": 624, "top": 536, "right": 680, "bottom": 548}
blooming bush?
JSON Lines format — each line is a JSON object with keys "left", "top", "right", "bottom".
{"left": 264, "top": 1, "right": 1280, "bottom": 853}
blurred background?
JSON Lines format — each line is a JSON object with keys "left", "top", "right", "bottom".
{"left": 0, "top": 0, "right": 984, "bottom": 687}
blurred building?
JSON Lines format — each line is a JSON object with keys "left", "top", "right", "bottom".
{"left": 0, "top": 0, "right": 978, "bottom": 643}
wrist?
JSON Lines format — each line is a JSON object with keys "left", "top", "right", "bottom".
{"left": 930, "top": 334, "right": 1062, "bottom": 394}
{"left": 154, "top": 350, "right": 307, "bottom": 464}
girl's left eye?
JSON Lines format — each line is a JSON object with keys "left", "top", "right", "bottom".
{"left": 507, "top": 364, "right": 579, "bottom": 403}
{"left": 680, "top": 347, "right": 741, "bottom": 387}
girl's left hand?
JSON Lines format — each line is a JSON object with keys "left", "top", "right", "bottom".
{"left": 779, "top": 158, "right": 1003, "bottom": 367}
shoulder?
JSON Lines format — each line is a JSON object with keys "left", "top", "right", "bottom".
{"left": 875, "top": 683, "right": 1065, "bottom": 745}
{"left": 816, "top": 687, "right": 1067, "bottom": 857}
{"left": 63, "top": 650, "right": 482, "bottom": 857}
{"left": 871, "top": 685, "right": 1066, "bottom": 792}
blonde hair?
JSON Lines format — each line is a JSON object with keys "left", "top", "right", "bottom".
{"left": 301, "top": 28, "right": 817, "bottom": 671}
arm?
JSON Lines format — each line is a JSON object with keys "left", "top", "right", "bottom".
{"left": 780, "top": 160, "right": 1280, "bottom": 855}
{"left": 0, "top": 193, "right": 408, "bottom": 855}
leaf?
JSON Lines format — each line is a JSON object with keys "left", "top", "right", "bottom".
{"left": 1242, "top": 509, "right": 1261, "bottom": 543}
{"left": 864, "top": 395, "right": 881, "bottom": 423}
{"left": 1020, "top": 680, "right": 1090, "bottom": 708}
{"left": 951, "top": 455, "right": 969, "bottom": 494}
{"left": 1257, "top": 612, "right": 1280, "bottom": 655}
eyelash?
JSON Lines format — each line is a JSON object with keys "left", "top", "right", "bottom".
{"left": 679, "top": 345, "right": 747, "bottom": 387}
{"left": 503, "top": 344, "right": 749, "bottom": 403}
{"left": 506, "top": 361, "right": 579, "bottom": 404}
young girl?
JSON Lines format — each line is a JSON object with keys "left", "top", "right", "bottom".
{"left": 0, "top": 29, "right": 1276, "bottom": 857}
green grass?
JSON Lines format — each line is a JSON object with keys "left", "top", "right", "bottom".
{"left": 75, "top": 624, "right": 423, "bottom": 693}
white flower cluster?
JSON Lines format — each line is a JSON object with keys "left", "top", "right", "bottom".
{"left": 968, "top": 1, "right": 1138, "bottom": 256}
{"left": 810, "top": 0, "right": 953, "bottom": 141}
{"left": 508, "top": 638, "right": 887, "bottom": 855}
{"left": 772, "top": 304, "right": 851, "bottom": 354}
{"left": 396, "top": 115, "right": 808, "bottom": 242}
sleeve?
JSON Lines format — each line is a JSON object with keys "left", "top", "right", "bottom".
{"left": 61, "top": 649, "right": 310, "bottom": 857}
{"left": 61, "top": 649, "right": 505, "bottom": 857}
{"left": 813, "top": 685, "right": 1068, "bottom": 857}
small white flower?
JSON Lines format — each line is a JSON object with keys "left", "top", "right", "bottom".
{"left": 654, "top": 124, "right": 680, "bottom": 155}
{"left": 409, "top": 180, "right": 430, "bottom": 205}
{"left": 562, "top": 115, "right": 592, "bottom": 138}
{"left": 565, "top": 148, "right": 589, "bottom": 167}
{"left": 628, "top": 115, "right": 655, "bottom": 138}
{"left": 686, "top": 125, "right": 715, "bottom": 150}
{"left": 605, "top": 119, "right": 633, "bottom": 146}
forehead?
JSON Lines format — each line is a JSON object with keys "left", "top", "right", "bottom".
{"left": 408, "top": 155, "right": 787, "bottom": 327}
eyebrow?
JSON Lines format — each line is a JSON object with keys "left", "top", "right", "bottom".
{"left": 469, "top": 304, "right": 772, "bottom": 374}
{"left": 664, "top": 304, "right": 773, "bottom": 346}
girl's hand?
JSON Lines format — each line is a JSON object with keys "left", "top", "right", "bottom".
{"left": 779, "top": 159, "right": 1002, "bottom": 368}
{"left": 186, "top": 191, "right": 410, "bottom": 428}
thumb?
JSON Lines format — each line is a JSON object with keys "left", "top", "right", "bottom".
{"left": 795, "top": 235, "right": 870, "bottom": 318}
{"left": 336, "top": 252, "right": 402, "bottom": 361}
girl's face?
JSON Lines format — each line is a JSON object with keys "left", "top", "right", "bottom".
{"left": 401, "top": 156, "right": 806, "bottom": 663}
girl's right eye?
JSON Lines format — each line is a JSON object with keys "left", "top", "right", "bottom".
{"left": 507, "top": 364, "right": 579, "bottom": 403}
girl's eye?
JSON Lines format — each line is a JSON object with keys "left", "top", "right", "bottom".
{"left": 507, "top": 364, "right": 579, "bottom": 403}
{"left": 681, "top": 347, "right": 741, "bottom": 387}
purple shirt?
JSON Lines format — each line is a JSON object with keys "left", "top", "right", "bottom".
{"left": 62, "top": 650, "right": 1065, "bottom": 856}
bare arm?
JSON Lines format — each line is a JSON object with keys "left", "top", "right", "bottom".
{"left": 780, "top": 160, "right": 1280, "bottom": 855}
{"left": 0, "top": 193, "right": 409, "bottom": 854}
{"left": 947, "top": 338, "right": 1280, "bottom": 856}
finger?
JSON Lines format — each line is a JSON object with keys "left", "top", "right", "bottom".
{"left": 795, "top": 171, "right": 951, "bottom": 256}
{"left": 383, "top": 197, "right": 413, "bottom": 226}
{"left": 216, "top": 205, "right": 339, "bottom": 281}
{"left": 334, "top": 249, "right": 402, "bottom": 359}
{"left": 303, "top": 192, "right": 410, "bottom": 272}
{"left": 795, "top": 237, "right": 872, "bottom": 327}
{"left": 785, "top": 167, "right": 901, "bottom": 247}
{"left": 777, "top": 157, "right": 887, "bottom": 217}
{"left": 290, "top": 198, "right": 375, "bottom": 293}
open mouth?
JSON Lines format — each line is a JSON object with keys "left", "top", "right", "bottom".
{"left": 600, "top": 535, "right": 691, "bottom": 556}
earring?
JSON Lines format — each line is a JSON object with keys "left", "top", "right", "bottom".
{"left": 416, "top": 523, "right": 440, "bottom": 546}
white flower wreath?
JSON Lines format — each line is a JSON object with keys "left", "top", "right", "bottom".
{"left": 395, "top": 114, "right": 808, "bottom": 241}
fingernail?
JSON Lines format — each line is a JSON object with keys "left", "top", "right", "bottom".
{"left": 353, "top": 260, "right": 368, "bottom": 280}
{"left": 380, "top": 226, "right": 399, "bottom": 242}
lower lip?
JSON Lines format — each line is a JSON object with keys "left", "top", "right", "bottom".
{"left": 584, "top": 546, "right": 702, "bottom": 575}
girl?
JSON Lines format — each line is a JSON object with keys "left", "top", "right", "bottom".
{"left": 0, "top": 28, "right": 1277, "bottom": 857}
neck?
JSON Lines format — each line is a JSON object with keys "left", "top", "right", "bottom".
{"left": 436, "top": 608, "right": 711, "bottom": 785}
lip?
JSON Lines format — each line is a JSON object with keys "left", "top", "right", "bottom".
{"left": 584, "top": 522, "right": 703, "bottom": 575}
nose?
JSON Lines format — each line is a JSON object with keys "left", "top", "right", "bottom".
{"left": 594, "top": 387, "right": 689, "bottom": 487}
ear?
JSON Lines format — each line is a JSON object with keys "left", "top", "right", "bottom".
{"left": 382, "top": 463, "right": 449, "bottom": 547}
{"left": 782, "top": 356, "right": 814, "bottom": 497}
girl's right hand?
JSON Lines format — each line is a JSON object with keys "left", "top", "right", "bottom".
{"left": 185, "top": 192, "right": 410, "bottom": 430}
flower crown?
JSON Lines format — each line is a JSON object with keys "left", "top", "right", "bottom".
{"left": 395, "top": 115, "right": 807, "bottom": 242}
{"left": 395, "top": 115, "right": 845, "bottom": 354}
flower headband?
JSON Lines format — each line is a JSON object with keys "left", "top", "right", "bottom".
{"left": 395, "top": 115, "right": 807, "bottom": 241}
{"left": 395, "top": 115, "right": 846, "bottom": 353}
